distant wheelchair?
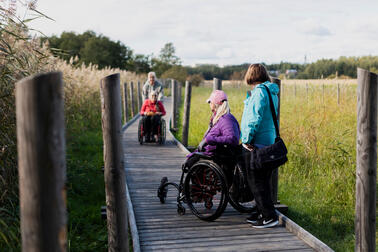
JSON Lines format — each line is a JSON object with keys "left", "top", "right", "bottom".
{"left": 157, "top": 145, "right": 255, "bottom": 221}
{"left": 138, "top": 114, "right": 166, "bottom": 145}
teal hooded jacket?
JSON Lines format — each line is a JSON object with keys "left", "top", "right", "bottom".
{"left": 240, "top": 81, "right": 279, "bottom": 146}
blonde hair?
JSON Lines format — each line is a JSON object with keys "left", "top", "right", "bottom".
{"left": 212, "top": 101, "right": 230, "bottom": 125}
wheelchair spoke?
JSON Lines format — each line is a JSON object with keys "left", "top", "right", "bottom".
{"left": 184, "top": 162, "right": 228, "bottom": 221}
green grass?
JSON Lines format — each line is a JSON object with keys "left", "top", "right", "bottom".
{"left": 175, "top": 83, "right": 370, "bottom": 252}
{"left": 66, "top": 129, "right": 107, "bottom": 251}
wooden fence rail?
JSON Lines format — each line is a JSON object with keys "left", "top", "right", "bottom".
{"left": 182, "top": 80, "right": 192, "bottom": 147}
{"left": 355, "top": 68, "right": 377, "bottom": 252}
{"left": 270, "top": 77, "right": 281, "bottom": 204}
{"left": 100, "top": 73, "right": 128, "bottom": 252}
{"left": 130, "top": 81, "right": 135, "bottom": 118}
{"left": 171, "top": 79, "right": 178, "bottom": 130}
{"left": 16, "top": 72, "right": 67, "bottom": 252}
{"left": 123, "top": 82, "right": 129, "bottom": 123}
{"left": 213, "top": 77, "right": 222, "bottom": 90}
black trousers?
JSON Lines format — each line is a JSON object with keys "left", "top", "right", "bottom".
{"left": 142, "top": 115, "right": 161, "bottom": 136}
{"left": 242, "top": 147, "right": 276, "bottom": 218}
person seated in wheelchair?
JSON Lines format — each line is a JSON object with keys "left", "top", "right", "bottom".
{"left": 140, "top": 91, "right": 166, "bottom": 142}
{"left": 185, "top": 90, "right": 241, "bottom": 174}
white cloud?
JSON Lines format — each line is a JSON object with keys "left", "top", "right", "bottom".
{"left": 25, "top": 0, "right": 378, "bottom": 65}
{"left": 298, "top": 19, "right": 332, "bottom": 37}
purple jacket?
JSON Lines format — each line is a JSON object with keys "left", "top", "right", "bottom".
{"left": 188, "top": 113, "right": 240, "bottom": 157}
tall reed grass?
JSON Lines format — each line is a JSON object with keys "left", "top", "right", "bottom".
{"left": 0, "top": 3, "right": 145, "bottom": 249}
{"left": 177, "top": 82, "right": 368, "bottom": 251}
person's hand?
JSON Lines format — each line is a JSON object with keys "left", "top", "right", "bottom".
{"left": 156, "top": 112, "right": 162, "bottom": 115}
{"left": 143, "top": 111, "right": 147, "bottom": 116}
{"left": 198, "top": 139, "right": 207, "bottom": 151}
{"left": 243, "top": 143, "right": 255, "bottom": 151}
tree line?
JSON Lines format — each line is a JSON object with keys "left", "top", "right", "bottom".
{"left": 43, "top": 30, "right": 378, "bottom": 81}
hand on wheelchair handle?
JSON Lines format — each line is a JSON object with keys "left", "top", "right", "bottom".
{"left": 198, "top": 138, "right": 207, "bottom": 152}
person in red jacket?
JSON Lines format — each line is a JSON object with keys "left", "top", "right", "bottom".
{"left": 140, "top": 91, "right": 166, "bottom": 142}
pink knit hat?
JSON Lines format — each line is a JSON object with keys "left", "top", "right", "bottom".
{"left": 206, "top": 90, "right": 228, "bottom": 105}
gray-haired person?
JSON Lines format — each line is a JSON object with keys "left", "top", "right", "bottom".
{"left": 143, "top": 72, "right": 164, "bottom": 101}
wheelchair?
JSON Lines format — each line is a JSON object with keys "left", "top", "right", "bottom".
{"left": 138, "top": 114, "right": 166, "bottom": 145}
{"left": 157, "top": 145, "right": 255, "bottom": 221}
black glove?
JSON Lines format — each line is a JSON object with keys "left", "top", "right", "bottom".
{"left": 198, "top": 139, "right": 207, "bottom": 152}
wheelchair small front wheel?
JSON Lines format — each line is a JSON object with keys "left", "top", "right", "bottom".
{"left": 157, "top": 177, "right": 168, "bottom": 203}
{"left": 138, "top": 119, "right": 144, "bottom": 145}
{"left": 184, "top": 160, "right": 228, "bottom": 221}
{"left": 158, "top": 119, "right": 166, "bottom": 145}
{"left": 177, "top": 204, "right": 185, "bottom": 215}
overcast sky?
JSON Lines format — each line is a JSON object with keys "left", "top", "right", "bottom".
{"left": 23, "top": 0, "right": 378, "bottom": 66}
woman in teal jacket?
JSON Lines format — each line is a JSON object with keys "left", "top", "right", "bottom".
{"left": 241, "top": 63, "right": 280, "bottom": 228}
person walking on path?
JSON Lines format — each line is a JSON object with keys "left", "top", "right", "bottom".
{"left": 240, "top": 63, "right": 280, "bottom": 228}
{"left": 142, "top": 71, "right": 164, "bottom": 101}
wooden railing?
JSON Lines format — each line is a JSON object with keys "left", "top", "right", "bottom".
{"left": 13, "top": 69, "right": 376, "bottom": 251}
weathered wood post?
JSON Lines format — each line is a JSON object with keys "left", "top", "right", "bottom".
{"left": 178, "top": 82, "right": 182, "bottom": 107}
{"left": 182, "top": 81, "right": 192, "bottom": 147}
{"left": 171, "top": 79, "right": 177, "bottom": 130}
{"left": 16, "top": 72, "right": 67, "bottom": 252}
{"left": 337, "top": 83, "right": 340, "bottom": 105}
{"left": 129, "top": 81, "right": 135, "bottom": 118}
{"left": 137, "top": 81, "right": 142, "bottom": 110}
{"left": 281, "top": 83, "right": 284, "bottom": 100}
{"left": 100, "top": 73, "right": 128, "bottom": 252}
{"left": 355, "top": 68, "right": 377, "bottom": 252}
{"left": 123, "top": 82, "right": 128, "bottom": 123}
{"left": 213, "top": 77, "right": 222, "bottom": 90}
{"left": 270, "top": 77, "right": 281, "bottom": 204}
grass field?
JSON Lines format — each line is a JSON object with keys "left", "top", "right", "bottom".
{"left": 174, "top": 81, "right": 375, "bottom": 252}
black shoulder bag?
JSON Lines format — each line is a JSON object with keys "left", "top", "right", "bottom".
{"left": 252, "top": 85, "right": 288, "bottom": 170}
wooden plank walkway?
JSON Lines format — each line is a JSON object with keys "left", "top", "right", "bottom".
{"left": 122, "top": 97, "right": 316, "bottom": 252}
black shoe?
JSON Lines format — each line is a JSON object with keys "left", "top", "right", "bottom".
{"left": 246, "top": 212, "right": 261, "bottom": 224}
{"left": 251, "top": 215, "right": 279, "bottom": 228}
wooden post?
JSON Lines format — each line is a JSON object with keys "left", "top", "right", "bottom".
{"left": 182, "top": 81, "right": 192, "bottom": 147}
{"left": 123, "top": 82, "right": 128, "bottom": 123}
{"left": 337, "top": 83, "right": 340, "bottom": 105}
{"left": 178, "top": 82, "right": 182, "bottom": 107}
{"left": 270, "top": 77, "right": 281, "bottom": 204}
{"left": 129, "top": 81, "right": 135, "bottom": 118}
{"left": 137, "top": 81, "right": 142, "bottom": 110}
{"left": 171, "top": 79, "right": 177, "bottom": 130}
{"left": 100, "top": 73, "right": 128, "bottom": 252}
{"left": 355, "top": 68, "right": 377, "bottom": 252}
{"left": 16, "top": 72, "right": 67, "bottom": 252}
{"left": 213, "top": 78, "right": 222, "bottom": 90}
{"left": 281, "top": 83, "right": 284, "bottom": 100}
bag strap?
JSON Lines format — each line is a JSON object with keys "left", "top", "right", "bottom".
{"left": 262, "top": 84, "right": 280, "bottom": 137}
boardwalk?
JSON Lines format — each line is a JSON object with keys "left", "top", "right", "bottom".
{"left": 122, "top": 97, "right": 316, "bottom": 252}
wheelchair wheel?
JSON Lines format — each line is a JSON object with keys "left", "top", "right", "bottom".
{"left": 184, "top": 160, "right": 228, "bottom": 221}
{"left": 138, "top": 119, "right": 143, "bottom": 145}
{"left": 157, "top": 177, "right": 168, "bottom": 203}
{"left": 158, "top": 119, "right": 166, "bottom": 145}
{"left": 228, "top": 163, "right": 256, "bottom": 213}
